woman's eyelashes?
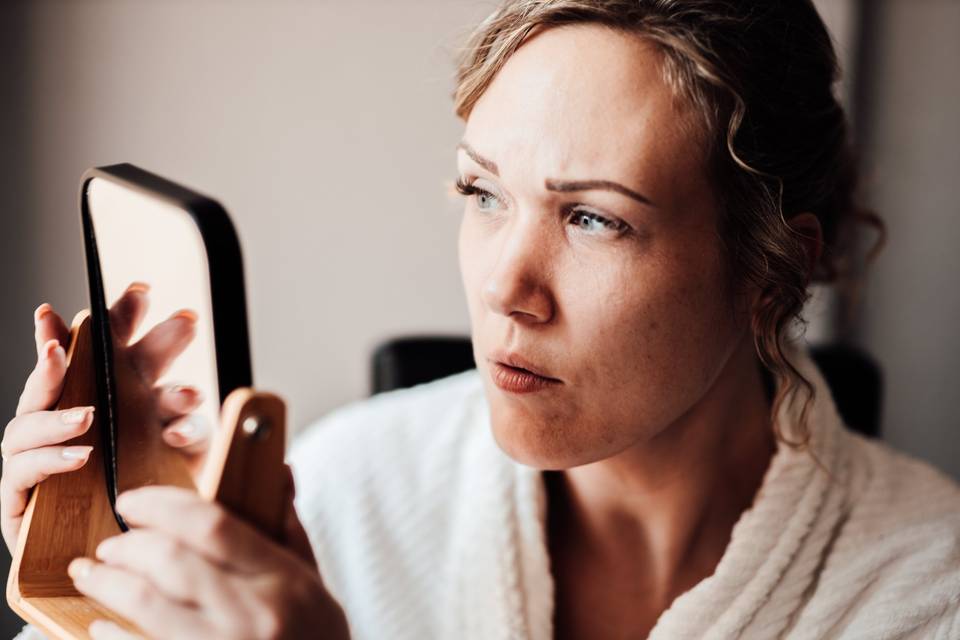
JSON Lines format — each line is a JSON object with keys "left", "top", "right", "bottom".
{"left": 567, "top": 207, "right": 630, "bottom": 236}
{"left": 455, "top": 176, "right": 632, "bottom": 238}
{"left": 454, "top": 177, "right": 504, "bottom": 211}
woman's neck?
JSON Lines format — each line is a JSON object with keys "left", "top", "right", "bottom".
{"left": 546, "top": 337, "right": 777, "bottom": 608}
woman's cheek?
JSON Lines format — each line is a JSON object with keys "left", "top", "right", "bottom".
{"left": 458, "top": 215, "right": 486, "bottom": 320}
{"left": 581, "top": 263, "right": 719, "bottom": 425}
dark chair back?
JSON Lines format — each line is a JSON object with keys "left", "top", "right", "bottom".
{"left": 371, "top": 336, "right": 882, "bottom": 437}
{"left": 370, "top": 336, "right": 476, "bottom": 397}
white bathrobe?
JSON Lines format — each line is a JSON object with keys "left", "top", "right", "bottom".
{"left": 15, "top": 343, "right": 960, "bottom": 638}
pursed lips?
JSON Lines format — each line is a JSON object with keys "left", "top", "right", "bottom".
{"left": 486, "top": 349, "right": 562, "bottom": 382}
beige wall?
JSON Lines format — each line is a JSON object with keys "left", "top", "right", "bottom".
{"left": 9, "top": 0, "right": 958, "bottom": 456}
{"left": 855, "top": 0, "right": 960, "bottom": 478}
{"left": 19, "top": 0, "right": 492, "bottom": 433}
{"left": 13, "top": 0, "right": 862, "bottom": 435}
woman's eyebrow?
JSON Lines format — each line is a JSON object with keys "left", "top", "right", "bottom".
{"left": 545, "top": 179, "right": 654, "bottom": 207}
{"left": 456, "top": 140, "right": 499, "bottom": 176}
{"left": 457, "top": 139, "right": 654, "bottom": 207}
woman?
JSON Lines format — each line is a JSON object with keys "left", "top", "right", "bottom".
{"left": 5, "top": 1, "right": 959, "bottom": 638}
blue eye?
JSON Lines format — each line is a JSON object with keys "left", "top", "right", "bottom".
{"left": 476, "top": 189, "right": 500, "bottom": 210}
{"left": 569, "top": 209, "right": 628, "bottom": 236}
{"left": 454, "top": 177, "right": 630, "bottom": 238}
{"left": 454, "top": 177, "right": 503, "bottom": 211}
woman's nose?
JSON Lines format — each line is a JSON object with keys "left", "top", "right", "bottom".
{"left": 480, "top": 218, "right": 555, "bottom": 324}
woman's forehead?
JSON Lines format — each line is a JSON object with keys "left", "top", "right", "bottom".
{"left": 461, "top": 24, "right": 703, "bottom": 189}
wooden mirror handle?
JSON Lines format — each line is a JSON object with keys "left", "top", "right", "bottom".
{"left": 198, "top": 387, "right": 288, "bottom": 542}
{"left": 7, "top": 311, "right": 288, "bottom": 639}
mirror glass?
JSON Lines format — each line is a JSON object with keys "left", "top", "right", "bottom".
{"left": 84, "top": 175, "right": 230, "bottom": 524}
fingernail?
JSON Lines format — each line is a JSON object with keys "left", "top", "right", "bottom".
{"left": 95, "top": 537, "right": 117, "bottom": 560}
{"left": 172, "top": 413, "right": 208, "bottom": 441}
{"left": 116, "top": 490, "right": 137, "bottom": 513}
{"left": 171, "top": 384, "right": 203, "bottom": 403}
{"left": 62, "top": 445, "right": 93, "bottom": 461}
{"left": 42, "top": 339, "right": 61, "bottom": 361}
{"left": 68, "top": 557, "right": 94, "bottom": 581}
{"left": 172, "top": 309, "right": 198, "bottom": 323}
{"left": 163, "top": 417, "right": 200, "bottom": 447}
{"left": 34, "top": 303, "right": 53, "bottom": 324}
{"left": 170, "top": 419, "right": 196, "bottom": 438}
{"left": 61, "top": 407, "right": 94, "bottom": 425}
{"left": 89, "top": 620, "right": 112, "bottom": 637}
{"left": 127, "top": 281, "right": 150, "bottom": 294}
{"left": 163, "top": 429, "right": 188, "bottom": 447}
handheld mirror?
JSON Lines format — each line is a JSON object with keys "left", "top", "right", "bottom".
{"left": 81, "top": 164, "right": 252, "bottom": 524}
{"left": 7, "top": 164, "right": 286, "bottom": 640}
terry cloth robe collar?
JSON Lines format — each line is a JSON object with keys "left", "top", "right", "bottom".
{"left": 454, "top": 342, "right": 852, "bottom": 640}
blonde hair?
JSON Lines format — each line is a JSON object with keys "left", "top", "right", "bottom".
{"left": 452, "top": 0, "right": 884, "bottom": 448}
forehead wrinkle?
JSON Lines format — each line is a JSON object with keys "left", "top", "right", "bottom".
{"left": 462, "top": 24, "right": 703, "bottom": 208}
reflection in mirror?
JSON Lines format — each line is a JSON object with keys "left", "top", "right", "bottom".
{"left": 85, "top": 177, "right": 221, "bottom": 524}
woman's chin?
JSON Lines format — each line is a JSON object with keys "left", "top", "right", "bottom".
{"left": 488, "top": 414, "right": 605, "bottom": 470}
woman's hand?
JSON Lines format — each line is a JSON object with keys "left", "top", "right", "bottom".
{"left": 68, "top": 482, "right": 350, "bottom": 640}
{"left": 1, "top": 284, "right": 208, "bottom": 553}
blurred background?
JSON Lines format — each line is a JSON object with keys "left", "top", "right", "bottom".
{"left": 0, "top": 0, "right": 957, "bottom": 635}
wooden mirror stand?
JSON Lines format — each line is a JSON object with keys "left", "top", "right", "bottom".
{"left": 6, "top": 311, "right": 288, "bottom": 639}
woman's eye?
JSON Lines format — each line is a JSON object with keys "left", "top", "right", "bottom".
{"left": 454, "top": 178, "right": 628, "bottom": 237}
{"left": 569, "top": 209, "right": 627, "bottom": 236}
{"left": 475, "top": 189, "right": 500, "bottom": 210}
{"left": 454, "top": 177, "right": 503, "bottom": 211}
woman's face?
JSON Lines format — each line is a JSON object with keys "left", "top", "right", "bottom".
{"left": 458, "top": 24, "right": 751, "bottom": 469}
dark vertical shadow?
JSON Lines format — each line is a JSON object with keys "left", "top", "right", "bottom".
{"left": 848, "top": 0, "right": 881, "bottom": 155}
{"left": 836, "top": 0, "right": 883, "bottom": 341}
{"left": 0, "top": 1, "right": 37, "bottom": 636}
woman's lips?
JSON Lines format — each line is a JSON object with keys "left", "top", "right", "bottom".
{"left": 490, "top": 362, "right": 563, "bottom": 394}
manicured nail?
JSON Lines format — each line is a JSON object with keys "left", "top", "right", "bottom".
{"left": 34, "top": 303, "right": 53, "bottom": 324}
{"left": 163, "top": 429, "right": 187, "bottom": 447}
{"left": 115, "top": 491, "right": 137, "bottom": 513}
{"left": 68, "top": 557, "right": 94, "bottom": 581}
{"left": 126, "top": 281, "right": 150, "bottom": 294}
{"left": 62, "top": 445, "right": 93, "bottom": 461}
{"left": 42, "top": 339, "right": 60, "bottom": 361}
{"left": 89, "top": 620, "right": 113, "bottom": 637}
{"left": 61, "top": 407, "right": 94, "bottom": 425}
{"left": 167, "top": 416, "right": 197, "bottom": 442}
{"left": 164, "top": 415, "right": 205, "bottom": 447}
{"left": 95, "top": 537, "right": 117, "bottom": 561}
{"left": 170, "top": 419, "right": 196, "bottom": 437}
{"left": 171, "top": 384, "right": 203, "bottom": 402}
{"left": 172, "top": 309, "right": 198, "bottom": 323}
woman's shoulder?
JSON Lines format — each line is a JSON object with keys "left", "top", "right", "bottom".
{"left": 844, "top": 430, "right": 960, "bottom": 538}
{"left": 848, "top": 433, "right": 960, "bottom": 589}
{"left": 801, "top": 431, "right": 960, "bottom": 636}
